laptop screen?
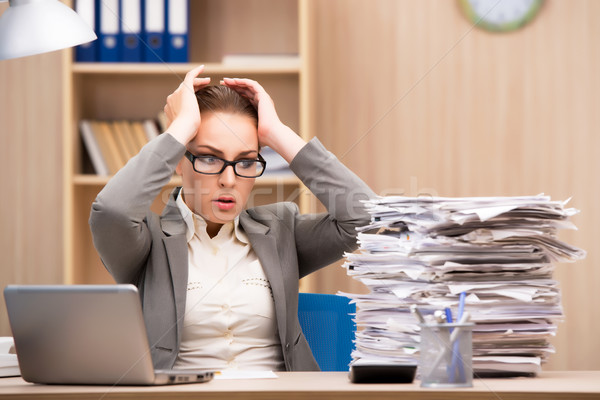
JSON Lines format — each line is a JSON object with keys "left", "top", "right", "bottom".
{"left": 4, "top": 284, "right": 159, "bottom": 385}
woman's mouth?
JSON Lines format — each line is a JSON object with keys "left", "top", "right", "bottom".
{"left": 214, "top": 196, "right": 236, "bottom": 211}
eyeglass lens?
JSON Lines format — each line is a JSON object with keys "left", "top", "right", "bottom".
{"left": 194, "top": 156, "right": 265, "bottom": 177}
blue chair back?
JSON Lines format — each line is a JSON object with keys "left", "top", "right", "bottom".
{"left": 297, "top": 292, "right": 356, "bottom": 371}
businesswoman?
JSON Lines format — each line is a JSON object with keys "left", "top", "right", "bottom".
{"left": 90, "top": 65, "right": 375, "bottom": 371}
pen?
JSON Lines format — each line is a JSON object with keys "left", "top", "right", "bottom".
{"left": 457, "top": 291, "right": 466, "bottom": 319}
{"left": 410, "top": 304, "right": 426, "bottom": 324}
{"left": 451, "top": 296, "right": 467, "bottom": 383}
{"left": 444, "top": 307, "right": 456, "bottom": 383}
{"left": 441, "top": 307, "right": 455, "bottom": 383}
{"left": 444, "top": 307, "right": 453, "bottom": 324}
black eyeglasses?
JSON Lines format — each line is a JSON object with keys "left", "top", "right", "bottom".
{"left": 184, "top": 151, "right": 267, "bottom": 178}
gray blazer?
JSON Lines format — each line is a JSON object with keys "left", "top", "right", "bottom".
{"left": 89, "top": 133, "right": 375, "bottom": 371}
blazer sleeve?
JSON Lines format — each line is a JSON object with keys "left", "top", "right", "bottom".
{"left": 89, "top": 133, "right": 186, "bottom": 283}
{"left": 288, "top": 138, "right": 376, "bottom": 277}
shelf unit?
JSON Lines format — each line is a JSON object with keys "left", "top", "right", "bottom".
{"left": 63, "top": 0, "right": 310, "bottom": 284}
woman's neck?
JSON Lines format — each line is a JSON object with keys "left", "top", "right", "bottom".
{"left": 205, "top": 220, "right": 224, "bottom": 238}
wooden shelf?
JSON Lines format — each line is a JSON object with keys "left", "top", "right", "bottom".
{"left": 72, "top": 174, "right": 299, "bottom": 186}
{"left": 72, "top": 62, "right": 301, "bottom": 75}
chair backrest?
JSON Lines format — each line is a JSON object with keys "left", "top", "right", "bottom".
{"left": 297, "top": 292, "right": 356, "bottom": 371}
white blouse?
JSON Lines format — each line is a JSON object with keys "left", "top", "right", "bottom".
{"left": 172, "top": 193, "right": 285, "bottom": 371}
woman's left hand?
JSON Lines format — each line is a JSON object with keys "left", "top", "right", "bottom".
{"left": 221, "top": 78, "right": 306, "bottom": 162}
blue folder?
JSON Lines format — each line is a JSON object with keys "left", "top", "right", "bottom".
{"left": 165, "top": 0, "right": 189, "bottom": 63}
{"left": 142, "top": 0, "right": 166, "bottom": 62}
{"left": 74, "top": 0, "right": 97, "bottom": 62}
{"left": 98, "top": 0, "right": 120, "bottom": 62}
{"left": 120, "top": 0, "right": 142, "bottom": 62}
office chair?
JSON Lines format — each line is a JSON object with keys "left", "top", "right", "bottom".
{"left": 297, "top": 293, "right": 356, "bottom": 371}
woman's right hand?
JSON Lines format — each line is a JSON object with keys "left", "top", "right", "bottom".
{"left": 164, "top": 65, "right": 211, "bottom": 145}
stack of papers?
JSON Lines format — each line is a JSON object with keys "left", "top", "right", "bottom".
{"left": 0, "top": 337, "right": 19, "bottom": 378}
{"left": 261, "top": 147, "right": 294, "bottom": 177}
{"left": 341, "top": 195, "right": 586, "bottom": 376}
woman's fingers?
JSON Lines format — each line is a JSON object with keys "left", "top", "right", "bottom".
{"left": 222, "top": 77, "right": 265, "bottom": 93}
{"left": 193, "top": 77, "right": 211, "bottom": 91}
{"left": 181, "top": 65, "right": 210, "bottom": 92}
{"left": 185, "top": 64, "right": 205, "bottom": 81}
{"left": 221, "top": 77, "right": 268, "bottom": 106}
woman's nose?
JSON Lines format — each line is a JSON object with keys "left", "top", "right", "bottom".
{"left": 218, "top": 164, "right": 236, "bottom": 187}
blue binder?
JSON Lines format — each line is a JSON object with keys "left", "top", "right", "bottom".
{"left": 120, "top": 0, "right": 142, "bottom": 62}
{"left": 142, "top": 0, "right": 166, "bottom": 63}
{"left": 165, "top": 0, "right": 189, "bottom": 63}
{"left": 98, "top": 0, "right": 120, "bottom": 62}
{"left": 74, "top": 0, "right": 97, "bottom": 62}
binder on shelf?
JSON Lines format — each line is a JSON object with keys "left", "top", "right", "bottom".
{"left": 111, "top": 121, "right": 137, "bottom": 161}
{"left": 98, "top": 0, "right": 121, "bottom": 62}
{"left": 129, "top": 121, "right": 149, "bottom": 151}
{"left": 99, "top": 121, "right": 125, "bottom": 173}
{"left": 156, "top": 111, "right": 169, "bottom": 133}
{"left": 74, "top": 0, "right": 97, "bottom": 62}
{"left": 120, "top": 0, "right": 142, "bottom": 62}
{"left": 79, "top": 120, "right": 109, "bottom": 176}
{"left": 89, "top": 121, "right": 120, "bottom": 174}
{"left": 142, "top": 119, "right": 160, "bottom": 142}
{"left": 80, "top": 119, "right": 158, "bottom": 176}
{"left": 103, "top": 121, "right": 129, "bottom": 168}
{"left": 166, "top": 0, "right": 189, "bottom": 63}
{"left": 121, "top": 120, "right": 143, "bottom": 155}
{"left": 143, "top": 0, "right": 166, "bottom": 63}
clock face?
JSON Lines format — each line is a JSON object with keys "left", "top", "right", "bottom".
{"left": 459, "top": 0, "right": 544, "bottom": 32}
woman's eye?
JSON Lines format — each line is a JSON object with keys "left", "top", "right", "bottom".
{"left": 199, "top": 156, "right": 219, "bottom": 165}
{"left": 238, "top": 160, "right": 256, "bottom": 169}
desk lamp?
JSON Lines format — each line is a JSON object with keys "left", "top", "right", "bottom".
{"left": 0, "top": 0, "right": 96, "bottom": 60}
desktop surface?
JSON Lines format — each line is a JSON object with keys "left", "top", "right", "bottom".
{"left": 1, "top": 371, "right": 600, "bottom": 400}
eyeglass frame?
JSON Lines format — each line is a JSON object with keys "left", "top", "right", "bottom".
{"left": 184, "top": 150, "right": 267, "bottom": 178}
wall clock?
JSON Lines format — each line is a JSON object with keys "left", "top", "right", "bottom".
{"left": 458, "top": 0, "right": 544, "bottom": 32}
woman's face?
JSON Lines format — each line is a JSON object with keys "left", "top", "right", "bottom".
{"left": 176, "top": 111, "right": 259, "bottom": 235}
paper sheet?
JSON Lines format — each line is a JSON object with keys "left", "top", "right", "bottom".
{"left": 343, "top": 195, "right": 585, "bottom": 376}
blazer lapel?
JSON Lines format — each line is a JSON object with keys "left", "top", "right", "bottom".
{"left": 160, "top": 188, "right": 189, "bottom": 346}
{"left": 162, "top": 235, "right": 188, "bottom": 337}
{"left": 240, "top": 212, "right": 287, "bottom": 344}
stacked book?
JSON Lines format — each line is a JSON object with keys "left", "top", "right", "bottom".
{"left": 79, "top": 119, "right": 161, "bottom": 176}
{"left": 341, "top": 195, "right": 586, "bottom": 376}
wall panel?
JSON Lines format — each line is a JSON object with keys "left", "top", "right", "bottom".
{"left": 0, "top": 3, "right": 65, "bottom": 335}
{"left": 305, "top": 0, "right": 600, "bottom": 371}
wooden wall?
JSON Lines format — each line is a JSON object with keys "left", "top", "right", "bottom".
{"left": 302, "top": 0, "right": 600, "bottom": 371}
{"left": 0, "top": 1, "right": 66, "bottom": 335}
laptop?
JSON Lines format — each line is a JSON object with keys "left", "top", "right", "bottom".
{"left": 4, "top": 284, "right": 214, "bottom": 385}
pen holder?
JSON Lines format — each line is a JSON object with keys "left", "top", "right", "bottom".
{"left": 419, "top": 322, "right": 474, "bottom": 388}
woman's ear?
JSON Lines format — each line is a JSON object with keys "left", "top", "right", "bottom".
{"left": 175, "top": 158, "right": 184, "bottom": 176}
